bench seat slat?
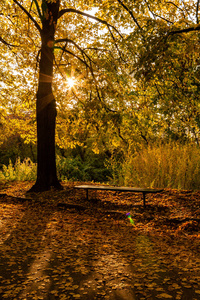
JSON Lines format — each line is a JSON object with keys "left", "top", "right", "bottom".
{"left": 75, "top": 185, "right": 163, "bottom": 193}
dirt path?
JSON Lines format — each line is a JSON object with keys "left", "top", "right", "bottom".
{"left": 0, "top": 182, "right": 200, "bottom": 299}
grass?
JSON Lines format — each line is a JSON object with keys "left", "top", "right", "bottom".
{"left": 109, "top": 142, "right": 200, "bottom": 190}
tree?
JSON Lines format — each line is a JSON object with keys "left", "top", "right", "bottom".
{"left": 111, "top": 0, "right": 200, "bottom": 144}
{"left": 0, "top": 0, "right": 123, "bottom": 191}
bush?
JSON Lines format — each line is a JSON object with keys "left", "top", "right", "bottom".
{"left": 0, "top": 154, "right": 111, "bottom": 183}
{"left": 56, "top": 155, "right": 111, "bottom": 182}
{"left": 0, "top": 135, "right": 36, "bottom": 168}
{"left": 0, "top": 158, "right": 37, "bottom": 181}
{"left": 56, "top": 156, "right": 87, "bottom": 181}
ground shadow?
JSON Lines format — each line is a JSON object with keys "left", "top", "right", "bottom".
{"left": 0, "top": 188, "right": 200, "bottom": 299}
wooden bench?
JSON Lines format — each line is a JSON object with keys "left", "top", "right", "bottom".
{"left": 74, "top": 185, "right": 164, "bottom": 208}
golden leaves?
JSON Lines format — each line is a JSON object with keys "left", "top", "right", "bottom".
{"left": 0, "top": 182, "right": 200, "bottom": 299}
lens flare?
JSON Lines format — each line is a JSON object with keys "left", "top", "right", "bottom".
{"left": 126, "top": 212, "right": 135, "bottom": 226}
{"left": 67, "top": 77, "right": 76, "bottom": 88}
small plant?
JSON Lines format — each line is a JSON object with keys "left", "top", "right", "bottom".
{"left": 0, "top": 158, "right": 37, "bottom": 181}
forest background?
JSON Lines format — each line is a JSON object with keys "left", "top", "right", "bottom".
{"left": 1, "top": 0, "right": 200, "bottom": 191}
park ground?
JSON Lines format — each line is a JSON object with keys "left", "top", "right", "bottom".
{"left": 0, "top": 181, "right": 200, "bottom": 300}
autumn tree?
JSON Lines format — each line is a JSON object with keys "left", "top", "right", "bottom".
{"left": 107, "top": 0, "right": 200, "bottom": 144}
{"left": 0, "top": 0, "right": 124, "bottom": 191}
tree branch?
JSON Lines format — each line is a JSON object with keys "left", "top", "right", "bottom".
{"left": 181, "top": 0, "right": 193, "bottom": 22}
{"left": 166, "top": 1, "right": 186, "bottom": 18}
{"left": 107, "top": 25, "right": 126, "bottom": 62}
{"left": 116, "top": 0, "right": 142, "bottom": 30}
{"left": 86, "top": 46, "right": 109, "bottom": 51}
{"left": 55, "top": 38, "right": 96, "bottom": 65}
{"left": 54, "top": 47, "right": 92, "bottom": 71}
{"left": 144, "top": 0, "right": 174, "bottom": 24}
{"left": 0, "top": 36, "right": 18, "bottom": 47}
{"left": 170, "top": 24, "right": 200, "bottom": 34}
{"left": 0, "top": 13, "right": 16, "bottom": 26}
{"left": 58, "top": 8, "right": 123, "bottom": 38}
{"left": 13, "top": 0, "right": 41, "bottom": 33}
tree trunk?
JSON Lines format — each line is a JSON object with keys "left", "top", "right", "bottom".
{"left": 29, "top": 0, "right": 62, "bottom": 192}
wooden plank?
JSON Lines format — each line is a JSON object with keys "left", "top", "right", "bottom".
{"left": 74, "top": 185, "right": 163, "bottom": 192}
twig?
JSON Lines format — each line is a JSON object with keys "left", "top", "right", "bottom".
{"left": 13, "top": 0, "right": 42, "bottom": 33}
{"left": 58, "top": 8, "right": 123, "bottom": 38}
{"left": 116, "top": 0, "right": 142, "bottom": 30}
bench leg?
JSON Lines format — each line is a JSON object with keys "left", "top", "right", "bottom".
{"left": 143, "top": 192, "right": 146, "bottom": 208}
{"left": 86, "top": 189, "right": 89, "bottom": 200}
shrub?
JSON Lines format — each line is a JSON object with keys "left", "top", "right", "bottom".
{"left": 0, "top": 158, "right": 37, "bottom": 181}
{"left": 56, "top": 156, "right": 87, "bottom": 181}
{"left": 0, "top": 154, "right": 111, "bottom": 183}
{"left": 56, "top": 155, "right": 111, "bottom": 182}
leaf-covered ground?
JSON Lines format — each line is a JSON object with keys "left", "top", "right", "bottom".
{"left": 0, "top": 181, "right": 200, "bottom": 300}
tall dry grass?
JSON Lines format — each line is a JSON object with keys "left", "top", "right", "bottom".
{"left": 109, "top": 142, "right": 200, "bottom": 190}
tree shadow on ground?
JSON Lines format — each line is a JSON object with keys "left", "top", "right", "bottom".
{"left": 0, "top": 195, "right": 137, "bottom": 299}
{"left": 0, "top": 187, "right": 200, "bottom": 299}
{"left": 0, "top": 196, "right": 56, "bottom": 298}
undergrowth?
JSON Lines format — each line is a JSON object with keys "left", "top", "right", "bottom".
{"left": 1, "top": 142, "right": 200, "bottom": 190}
{"left": 109, "top": 142, "right": 200, "bottom": 190}
{"left": 0, "top": 158, "right": 37, "bottom": 181}
{"left": 0, "top": 155, "right": 110, "bottom": 183}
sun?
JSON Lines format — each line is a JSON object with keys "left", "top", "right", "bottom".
{"left": 66, "top": 77, "right": 76, "bottom": 88}
{"left": 58, "top": 66, "right": 86, "bottom": 93}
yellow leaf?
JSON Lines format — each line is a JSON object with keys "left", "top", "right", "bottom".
{"left": 157, "top": 293, "right": 173, "bottom": 299}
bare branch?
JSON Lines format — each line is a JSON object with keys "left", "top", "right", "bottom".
{"left": 58, "top": 8, "right": 123, "bottom": 38}
{"left": 83, "top": 47, "right": 110, "bottom": 52}
{"left": 13, "top": 0, "right": 41, "bottom": 33}
{"left": 181, "top": 0, "right": 193, "bottom": 22}
{"left": 116, "top": 0, "right": 142, "bottom": 30}
{"left": 153, "top": 13, "right": 174, "bottom": 24}
{"left": 0, "top": 13, "right": 16, "bottom": 26}
{"left": 107, "top": 25, "right": 126, "bottom": 62}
